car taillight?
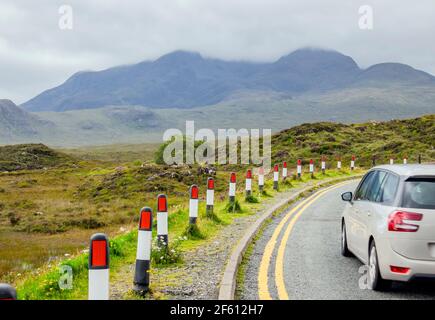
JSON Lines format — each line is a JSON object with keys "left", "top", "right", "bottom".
{"left": 390, "top": 266, "right": 410, "bottom": 274}
{"left": 388, "top": 211, "right": 423, "bottom": 232}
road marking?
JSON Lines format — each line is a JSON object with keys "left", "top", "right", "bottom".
{"left": 274, "top": 182, "right": 352, "bottom": 299}
{"left": 257, "top": 182, "right": 350, "bottom": 300}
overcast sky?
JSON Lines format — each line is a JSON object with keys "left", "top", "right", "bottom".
{"left": 1, "top": 0, "right": 434, "bottom": 104}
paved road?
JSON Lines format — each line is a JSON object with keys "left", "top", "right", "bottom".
{"left": 241, "top": 181, "right": 435, "bottom": 300}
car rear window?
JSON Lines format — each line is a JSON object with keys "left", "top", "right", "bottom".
{"left": 402, "top": 177, "right": 435, "bottom": 209}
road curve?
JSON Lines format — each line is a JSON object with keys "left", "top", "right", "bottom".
{"left": 240, "top": 181, "right": 435, "bottom": 300}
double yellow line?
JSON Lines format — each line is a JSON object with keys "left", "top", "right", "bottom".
{"left": 257, "top": 181, "right": 352, "bottom": 300}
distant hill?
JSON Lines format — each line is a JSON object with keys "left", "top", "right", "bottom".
{"left": 0, "top": 99, "right": 56, "bottom": 142}
{"left": 0, "top": 143, "right": 75, "bottom": 171}
{"left": 21, "top": 48, "right": 435, "bottom": 112}
{"left": 271, "top": 114, "right": 435, "bottom": 166}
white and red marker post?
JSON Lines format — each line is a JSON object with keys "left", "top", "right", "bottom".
{"left": 321, "top": 155, "right": 326, "bottom": 175}
{"left": 390, "top": 157, "right": 394, "bottom": 165}
{"left": 309, "top": 159, "right": 315, "bottom": 178}
{"left": 189, "top": 185, "right": 199, "bottom": 224}
{"left": 282, "top": 161, "right": 288, "bottom": 180}
{"left": 337, "top": 156, "right": 342, "bottom": 170}
{"left": 258, "top": 167, "right": 264, "bottom": 193}
{"left": 206, "top": 178, "right": 214, "bottom": 217}
{"left": 229, "top": 172, "right": 236, "bottom": 203}
{"left": 403, "top": 156, "right": 408, "bottom": 164}
{"left": 157, "top": 194, "right": 168, "bottom": 247}
{"left": 351, "top": 155, "right": 356, "bottom": 171}
{"left": 88, "top": 233, "right": 110, "bottom": 300}
{"left": 273, "top": 164, "right": 279, "bottom": 190}
{"left": 0, "top": 284, "right": 17, "bottom": 300}
{"left": 297, "top": 159, "right": 302, "bottom": 179}
{"left": 133, "top": 207, "right": 152, "bottom": 294}
{"left": 245, "top": 169, "right": 252, "bottom": 197}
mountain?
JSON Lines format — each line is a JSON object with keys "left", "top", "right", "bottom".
{"left": 22, "top": 50, "right": 263, "bottom": 111}
{"left": 22, "top": 48, "right": 435, "bottom": 112}
{"left": 254, "top": 48, "right": 361, "bottom": 92}
{"left": 0, "top": 99, "right": 55, "bottom": 143}
{"left": 352, "top": 63, "right": 435, "bottom": 86}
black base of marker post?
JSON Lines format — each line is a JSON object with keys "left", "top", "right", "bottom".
{"left": 273, "top": 181, "right": 278, "bottom": 190}
{"left": 133, "top": 260, "right": 150, "bottom": 293}
{"left": 245, "top": 190, "right": 251, "bottom": 197}
{"left": 206, "top": 205, "right": 213, "bottom": 217}
{"left": 0, "top": 283, "right": 17, "bottom": 300}
{"left": 229, "top": 196, "right": 235, "bottom": 203}
{"left": 189, "top": 217, "right": 197, "bottom": 225}
{"left": 418, "top": 154, "right": 422, "bottom": 164}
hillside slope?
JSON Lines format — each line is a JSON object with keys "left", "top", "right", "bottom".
{"left": 0, "top": 100, "right": 55, "bottom": 142}
{"left": 0, "top": 143, "right": 75, "bottom": 171}
{"left": 271, "top": 114, "right": 435, "bottom": 166}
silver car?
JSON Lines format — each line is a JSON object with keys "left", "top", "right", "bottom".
{"left": 341, "top": 165, "right": 435, "bottom": 290}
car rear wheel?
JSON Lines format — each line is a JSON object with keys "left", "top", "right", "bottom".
{"left": 368, "top": 241, "right": 391, "bottom": 291}
{"left": 341, "top": 222, "right": 352, "bottom": 257}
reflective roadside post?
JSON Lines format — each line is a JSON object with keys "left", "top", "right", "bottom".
{"left": 321, "top": 155, "right": 326, "bottom": 175}
{"left": 189, "top": 185, "right": 199, "bottom": 225}
{"left": 157, "top": 194, "right": 168, "bottom": 248}
{"left": 245, "top": 169, "right": 252, "bottom": 197}
{"left": 297, "top": 159, "right": 302, "bottom": 179}
{"left": 258, "top": 167, "right": 264, "bottom": 193}
{"left": 282, "top": 161, "right": 288, "bottom": 181}
{"left": 309, "top": 159, "right": 314, "bottom": 178}
{"left": 206, "top": 178, "right": 214, "bottom": 217}
{"left": 88, "top": 233, "right": 110, "bottom": 300}
{"left": 229, "top": 172, "right": 236, "bottom": 203}
{"left": 133, "top": 207, "right": 152, "bottom": 295}
{"left": 351, "top": 155, "right": 355, "bottom": 171}
{"left": 273, "top": 164, "right": 279, "bottom": 190}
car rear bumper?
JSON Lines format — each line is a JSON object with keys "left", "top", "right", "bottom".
{"left": 377, "top": 238, "right": 435, "bottom": 282}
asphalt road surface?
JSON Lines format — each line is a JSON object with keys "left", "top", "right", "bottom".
{"left": 241, "top": 180, "right": 435, "bottom": 300}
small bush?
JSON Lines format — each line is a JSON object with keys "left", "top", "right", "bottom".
{"left": 151, "top": 237, "right": 184, "bottom": 266}
{"left": 282, "top": 179, "right": 294, "bottom": 186}
{"left": 225, "top": 200, "right": 243, "bottom": 213}
{"left": 205, "top": 210, "right": 222, "bottom": 223}
{"left": 245, "top": 194, "right": 259, "bottom": 203}
{"left": 8, "top": 212, "right": 20, "bottom": 226}
{"left": 183, "top": 224, "right": 206, "bottom": 240}
{"left": 261, "top": 190, "right": 272, "bottom": 197}
{"left": 132, "top": 160, "right": 142, "bottom": 166}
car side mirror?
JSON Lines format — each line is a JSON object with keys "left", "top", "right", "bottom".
{"left": 341, "top": 192, "right": 353, "bottom": 202}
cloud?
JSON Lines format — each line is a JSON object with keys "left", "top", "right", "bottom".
{"left": 1, "top": 0, "right": 434, "bottom": 103}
